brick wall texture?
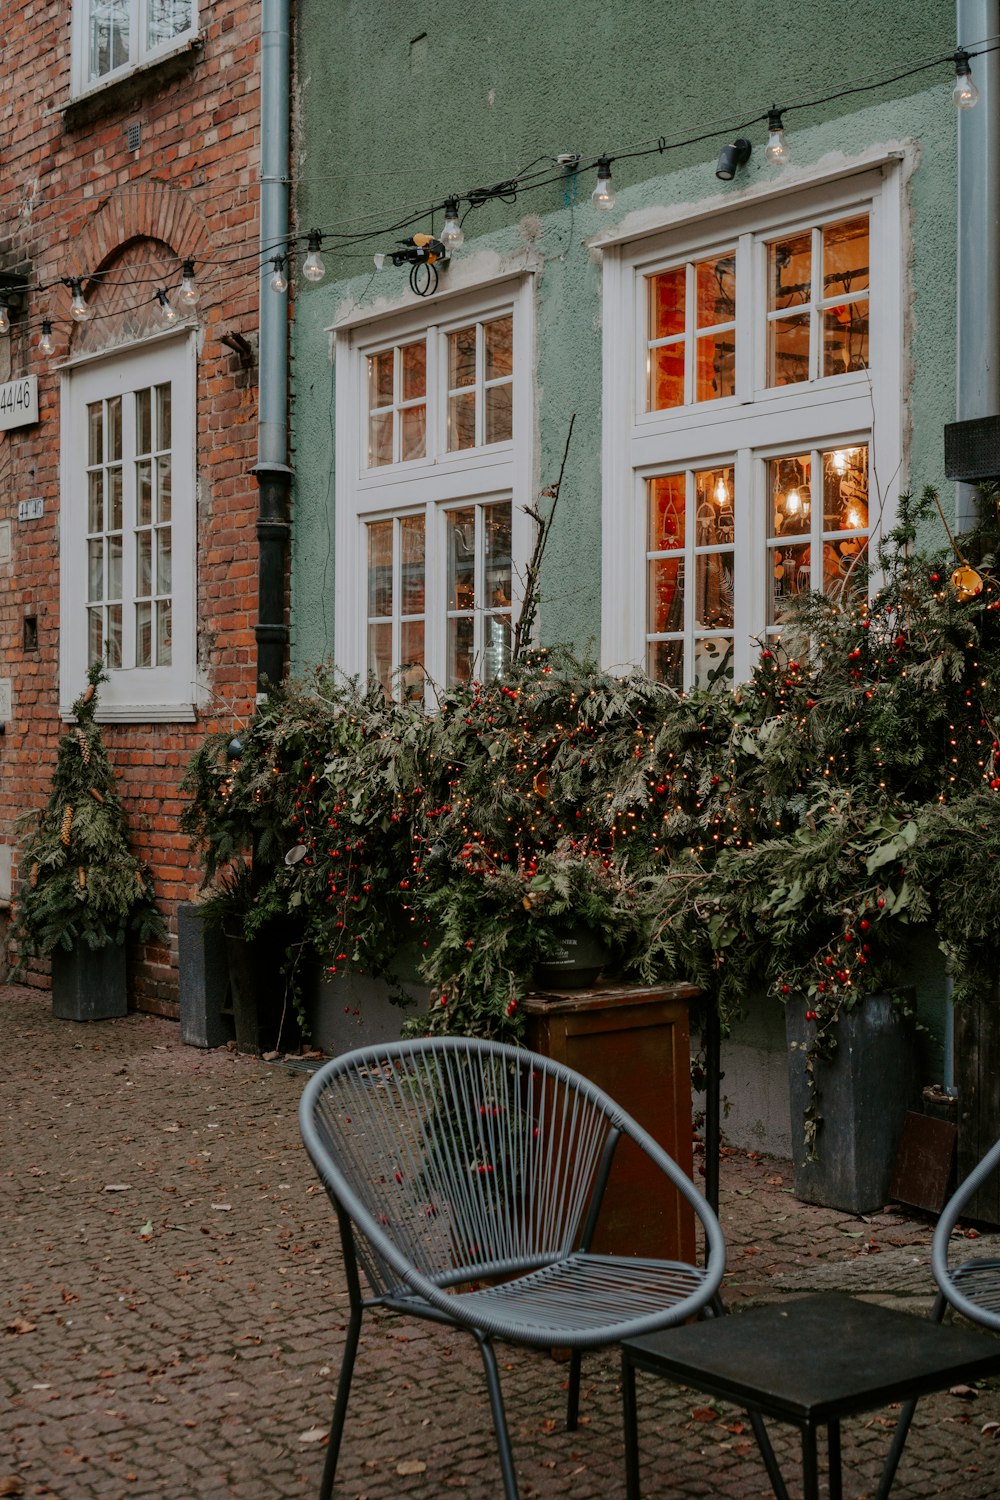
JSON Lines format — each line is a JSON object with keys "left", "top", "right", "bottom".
{"left": 0, "top": 4, "right": 264, "bottom": 1015}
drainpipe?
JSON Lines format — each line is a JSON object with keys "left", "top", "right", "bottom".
{"left": 955, "top": 0, "right": 1000, "bottom": 531}
{"left": 254, "top": 0, "right": 292, "bottom": 692}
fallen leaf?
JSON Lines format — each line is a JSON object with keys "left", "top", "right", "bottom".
{"left": 103, "top": 1184, "right": 131, "bottom": 1193}
{"left": 950, "top": 1385, "right": 978, "bottom": 1399}
{"left": 299, "top": 1427, "right": 327, "bottom": 1444}
{"left": 0, "top": 1476, "right": 24, "bottom": 1495}
{"left": 211, "top": 1204, "right": 232, "bottom": 1212}
{"left": 691, "top": 1407, "right": 719, "bottom": 1422}
{"left": 396, "top": 1461, "right": 427, "bottom": 1476}
{"left": 5, "top": 1317, "right": 36, "bottom": 1335}
{"left": 982, "top": 1421, "right": 1000, "bottom": 1438}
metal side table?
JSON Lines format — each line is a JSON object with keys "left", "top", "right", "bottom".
{"left": 621, "top": 1293, "right": 1000, "bottom": 1500}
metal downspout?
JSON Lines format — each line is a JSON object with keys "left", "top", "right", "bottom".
{"left": 955, "top": 0, "right": 1000, "bottom": 531}
{"left": 255, "top": 0, "right": 292, "bottom": 692}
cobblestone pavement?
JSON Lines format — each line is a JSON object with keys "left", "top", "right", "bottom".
{"left": 3, "top": 982, "right": 1000, "bottom": 1499}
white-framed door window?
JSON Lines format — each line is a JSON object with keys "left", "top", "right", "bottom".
{"left": 71, "top": 0, "right": 198, "bottom": 97}
{"left": 335, "top": 279, "right": 533, "bottom": 701}
{"left": 602, "top": 161, "right": 903, "bottom": 689}
{"left": 60, "top": 336, "right": 197, "bottom": 721}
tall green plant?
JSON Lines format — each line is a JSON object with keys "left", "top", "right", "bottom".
{"left": 11, "top": 665, "right": 164, "bottom": 968}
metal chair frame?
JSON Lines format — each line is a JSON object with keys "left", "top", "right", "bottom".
{"left": 299, "top": 1035, "right": 725, "bottom": 1499}
{"left": 879, "top": 1133, "right": 1000, "bottom": 1496}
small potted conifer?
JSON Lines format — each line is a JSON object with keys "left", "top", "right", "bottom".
{"left": 10, "top": 665, "right": 165, "bottom": 1019}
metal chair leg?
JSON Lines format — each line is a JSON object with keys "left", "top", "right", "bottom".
{"left": 566, "top": 1350, "right": 582, "bottom": 1430}
{"left": 875, "top": 1291, "right": 947, "bottom": 1500}
{"left": 319, "top": 1305, "right": 363, "bottom": 1500}
{"left": 476, "top": 1333, "right": 520, "bottom": 1500}
{"left": 621, "top": 1353, "right": 642, "bottom": 1500}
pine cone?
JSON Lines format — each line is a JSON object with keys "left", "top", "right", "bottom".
{"left": 81, "top": 682, "right": 95, "bottom": 704}
{"left": 75, "top": 728, "right": 92, "bottom": 765}
{"left": 60, "top": 804, "right": 73, "bottom": 847}
{"left": 89, "top": 787, "right": 105, "bottom": 805}
{"left": 78, "top": 866, "right": 87, "bottom": 889}
{"left": 29, "top": 862, "right": 39, "bottom": 889}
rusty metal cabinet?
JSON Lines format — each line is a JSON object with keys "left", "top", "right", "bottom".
{"left": 523, "top": 982, "right": 697, "bottom": 1263}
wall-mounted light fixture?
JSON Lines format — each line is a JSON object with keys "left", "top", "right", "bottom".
{"left": 716, "top": 138, "right": 752, "bottom": 181}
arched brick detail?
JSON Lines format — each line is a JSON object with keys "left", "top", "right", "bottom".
{"left": 73, "top": 179, "right": 212, "bottom": 280}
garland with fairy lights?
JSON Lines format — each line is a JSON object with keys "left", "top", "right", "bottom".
{"left": 0, "top": 38, "right": 994, "bottom": 345}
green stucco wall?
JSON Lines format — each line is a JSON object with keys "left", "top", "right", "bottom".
{"left": 290, "top": 0, "right": 958, "bottom": 670}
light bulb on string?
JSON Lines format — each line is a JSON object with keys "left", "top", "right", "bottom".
{"left": 302, "top": 231, "right": 326, "bottom": 283}
{"left": 179, "top": 259, "right": 199, "bottom": 306}
{"left": 269, "top": 255, "right": 288, "bottom": 293}
{"left": 953, "top": 48, "right": 980, "bottom": 108}
{"left": 39, "top": 321, "right": 54, "bottom": 356}
{"left": 68, "top": 278, "right": 90, "bottom": 322}
{"left": 0, "top": 300, "right": 10, "bottom": 336}
{"left": 155, "top": 288, "right": 179, "bottom": 325}
{"left": 591, "top": 158, "right": 615, "bottom": 211}
{"left": 440, "top": 197, "right": 465, "bottom": 253}
{"left": 764, "top": 106, "right": 790, "bottom": 165}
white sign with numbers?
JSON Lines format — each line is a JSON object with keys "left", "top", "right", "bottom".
{"left": 0, "top": 376, "right": 38, "bottom": 431}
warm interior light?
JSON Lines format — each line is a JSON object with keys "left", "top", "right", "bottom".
{"left": 785, "top": 488, "right": 802, "bottom": 517}
{"left": 714, "top": 475, "right": 730, "bottom": 507}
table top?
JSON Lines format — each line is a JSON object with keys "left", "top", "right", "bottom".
{"left": 622, "top": 1294, "right": 1000, "bottom": 1425}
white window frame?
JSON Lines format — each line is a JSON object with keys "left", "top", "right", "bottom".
{"left": 71, "top": 0, "right": 199, "bottom": 99}
{"left": 59, "top": 334, "right": 197, "bottom": 722}
{"left": 334, "top": 278, "right": 534, "bottom": 699}
{"left": 601, "top": 161, "right": 904, "bottom": 687}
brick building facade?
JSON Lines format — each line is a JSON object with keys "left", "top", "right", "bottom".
{"left": 0, "top": 2, "right": 265, "bottom": 1013}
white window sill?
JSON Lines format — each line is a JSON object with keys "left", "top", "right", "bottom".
{"left": 66, "top": 33, "right": 204, "bottom": 109}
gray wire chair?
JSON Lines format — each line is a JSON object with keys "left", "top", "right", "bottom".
{"left": 879, "top": 1134, "right": 1000, "bottom": 1497}
{"left": 299, "top": 1035, "right": 725, "bottom": 1499}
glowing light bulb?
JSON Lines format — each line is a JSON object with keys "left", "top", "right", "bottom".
{"left": 714, "top": 475, "right": 730, "bottom": 507}
{"left": 591, "top": 158, "right": 615, "bottom": 211}
{"left": 269, "top": 256, "right": 288, "bottom": 293}
{"left": 302, "top": 231, "right": 326, "bottom": 283}
{"left": 39, "top": 320, "right": 54, "bottom": 356}
{"left": 69, "top": 278, "right": 90, "bottom": 322}
{"left": 440, "top": 197, "right": 465, "bottom": 253}
{"left": 831, "top": 450, "right": 848, "bottom": 475}
{"left": 846, "top": 506, "right": 863, "bottom": 529}
{"left": 785, "top": 488, "right": 802, "bottom": 517}
{"left": 179, "top": 259, "right": 199, "bottom": 306}
{"left": 156, "top": 288, "right": 179, "bottom": 325}
{"left": 764, "top": 107, "right": 789, "bottom": 166}
{"left": 954, "top": 49, "right": 980, "bottom": 109}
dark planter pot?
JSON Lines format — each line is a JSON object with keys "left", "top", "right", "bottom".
{"left": 51, "top": 942, "right": 128, "bottom": 1022}
{"left": 178, "top": 903, "right": 235, "bottom": 1049}
{"left": 223, "top": 923, "right": 305, "bottom": 1056}
{"left": 786, "top": 992, "right": 921, "bottom": 1214}
{"left": 534, "top": 926, "right": 610, "bottom": 990}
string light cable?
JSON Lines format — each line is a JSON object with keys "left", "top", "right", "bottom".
{"left": 8, "top": 33, "right": 1000, "bottom": 339}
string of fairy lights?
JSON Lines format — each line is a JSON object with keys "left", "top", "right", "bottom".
{"left": 0, "top": 39, "right": 994, "bottom": 345}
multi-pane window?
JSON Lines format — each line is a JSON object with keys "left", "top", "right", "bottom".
{"left": 766, "top": 217, "right": 870, "bottom": 386}
{"left": 602, "top": 165, "right": 900, "bottom": 689}
{"left": 367, "top": 342, "right": 426, "bottom": 466}
{"left": 646, "top": 253, "right": 736, "bottom": 409}
{"left": 337, "top": 288, "right": 530, "bottom": 701}
{"left": 366, "top": 515, "right": 426, "bottom": 700}
{"left": 646, "top": 466, "right": 736, "bottom": 690}
{"left": 446, "top": 315, "right": 514, "bottom": 450}
{"left": 86, "top": 382, "right": 174, "bottom": 671}
{"left": 62, "top": 339, "right": 195, "bottom": 720}
{"left": 766, "top": 444, "right": 869, "bottom": 633}
{"left": 446, "top": 501, "right": 513, "bottom": 685}
{"left": 74, "top": 0, "right": 197, "bottom": 94}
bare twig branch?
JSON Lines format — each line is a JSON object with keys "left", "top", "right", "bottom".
{"left": 511, "top": 415, "right": 576, "bottom": 665}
